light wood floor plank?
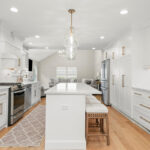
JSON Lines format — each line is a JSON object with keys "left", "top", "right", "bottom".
{"left": 0, "top": 97, "right": 150, "bottom": 150}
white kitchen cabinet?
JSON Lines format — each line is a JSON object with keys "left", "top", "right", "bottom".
{"left": 31, "top": 82, "right": 41, "bottom": 105}
{"left": 132, "top": 89, "right": 150, "bottom": 130}
{"left": 110, "top": 55, "right": 132, "bottom": 117}
{"left": 121, "top": 87, "right": 131, "bottom": 116}
{"left": 143, "top": 28, "right": 150, "bottom": 68}
{"left": 37, "top": 82, "right": 41, "bottom": 102}
{"left": 0, "top": 88, "right": 8, "bottom": 130}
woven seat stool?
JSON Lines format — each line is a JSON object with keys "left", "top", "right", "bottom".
{"left": 86, "top": 104, "right": 110, "bottom": 145}
{"left": 86, "top": 95, "right": 101, "bottom": 104}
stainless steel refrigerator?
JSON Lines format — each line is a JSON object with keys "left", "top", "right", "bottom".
{"left": 101, "top": 59, "right": 110, "bottom": 105}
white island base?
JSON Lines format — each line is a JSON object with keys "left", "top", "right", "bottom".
{"left": 45, "top": 83, "right": 101, "bottom": 150}
{"left": 45, "top": 94, "right": 86, "bottom": 150}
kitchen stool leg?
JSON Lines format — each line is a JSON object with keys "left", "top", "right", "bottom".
{"left": 86, "top": 113, "right": 88, "bottom": 144}
{"left": 100, "top": 118, "right": 104, "bottom": 133}
{"left": 106, "top": 115, "right": 110, "bottom": 145}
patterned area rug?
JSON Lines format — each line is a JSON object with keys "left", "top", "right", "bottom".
{"left": 0, "top": 105, "right": 45, "bottom": 147}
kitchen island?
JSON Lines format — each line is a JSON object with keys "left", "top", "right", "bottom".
{"left": 45, "top": 83, "right": 101, "bottom": 150}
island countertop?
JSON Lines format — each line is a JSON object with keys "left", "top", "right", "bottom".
{"left": 45, "top": 83, "right": 102, "bottom": 95}
{"left": 0, "top": 86, "right": 10, "bottom": 90}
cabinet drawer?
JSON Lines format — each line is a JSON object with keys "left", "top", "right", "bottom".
{"left": 133, "top": 106, "right": 150, "bottom": 130}
{"left": 133, "top": 90, "right": 150, "bottom": 103}
{"left": 133, "top": 98, "right": 150, "bottom": 113}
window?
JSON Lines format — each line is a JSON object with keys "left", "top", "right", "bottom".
{"left": 56, "top": 67, "right": 66, "bottom": 78}
{"left": 56, "top": 67, "right": 77, "bottom": 79}
{"left": 67, "top": 67, "right": 77, "bottom": 79}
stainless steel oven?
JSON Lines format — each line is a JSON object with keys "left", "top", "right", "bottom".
{"left": 10, "top": 88, "right": 25, "bottom": 124}
{"left": 0, "top": 83, "right": 25, "bottom": 125}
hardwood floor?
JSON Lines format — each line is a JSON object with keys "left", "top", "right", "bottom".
{"left": 0, "top": 97, "right": 150, "bottom": 150}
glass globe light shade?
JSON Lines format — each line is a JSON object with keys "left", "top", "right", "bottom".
{"left": 64, "top": 27, "right": 78, "bottom": 60}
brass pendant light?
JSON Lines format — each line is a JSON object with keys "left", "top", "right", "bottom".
{"left": 64, "top": 9, "right": 78, "bottom": 60}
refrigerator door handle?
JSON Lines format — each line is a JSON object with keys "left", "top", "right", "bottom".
{"left": 101, "top": 87, "right": 108, "bottom": 90}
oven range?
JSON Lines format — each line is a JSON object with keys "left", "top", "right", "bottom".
{"left": 0, "top": 83, "right": 25, "bottom": 125}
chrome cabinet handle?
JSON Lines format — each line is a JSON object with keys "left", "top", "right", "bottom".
{"left": 122, "top": 75, "right": 125, "bottom": 87}
{"left": 134, "top": 92, "right": 142, "bottom": 96}
{"left": 0, "top": 103, "right": 3, "bottom": 115}
{"left": 0, "top": 93, "right": 6, "bottom": 96}
{"left": 140, "top": 116, "right": 150, "bottom": 124}
{"left": 140, "top": 104, "right": 150, "bottom": 110}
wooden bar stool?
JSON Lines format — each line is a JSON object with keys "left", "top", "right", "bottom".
{"left": 86, "top": 104, "right": 110, "bottom": 145}
{"left": 86, "top": 95, "right": 101, "bottom": 126}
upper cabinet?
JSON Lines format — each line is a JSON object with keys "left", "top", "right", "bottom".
{"left": 143, "top": 28, "right": 150, "bottom": 68}
{"left": 104, "top": 44, "right": 130, "bottom": 61}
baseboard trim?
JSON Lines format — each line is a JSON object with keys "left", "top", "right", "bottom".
{"left": 45, "top": 139, "right": 86, "bottom": 150}
{"left": 111, "top": 104, "right": 150, "bottom": 134}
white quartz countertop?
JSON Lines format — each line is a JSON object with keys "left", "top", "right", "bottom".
{"left": 46, "top": 83, "right": 102, "bottom": 95}
{"left": 0, "top": 86, "right": 10, "bottom": 90}
{"left": 23, "top": 81, "right": 39, "bottom": 85}
{"left": 132, "top": 86, "right": 150, "bottom": 92}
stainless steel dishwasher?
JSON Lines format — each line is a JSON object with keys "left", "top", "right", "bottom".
{"left": 24, "top": 84, "right": 32, "bottom": 112}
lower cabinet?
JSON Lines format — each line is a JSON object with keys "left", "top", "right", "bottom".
{"left": 31, "top": 82, "right": 41, "bottom": 105}
{"left": 132, "top": 89, "right": 150, "bottom": 131}
{"left": 121, "top": 87, "right": 132, "bottom": 116}
{"left": 110, "top": 84, "right": 131, "bottom": 117}
{"left": 0, "top": 89, "right": 8, "bottom": 130}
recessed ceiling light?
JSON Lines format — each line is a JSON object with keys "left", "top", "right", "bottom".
{"left": 120, "top": 9, "right": 128, "bottom": 15}
{"left": 92, "top": 48, "right": 96, "bottom": 50}
{"left": 35, "top": 35, "right": 40, "bottom": 38}
{"left": 10, "top": 7, "right": 18, "bottom": 13}
{"left": 100, "top": 36, "right": 105, "bottom": 40}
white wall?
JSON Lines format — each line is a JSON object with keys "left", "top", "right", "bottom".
{"left": 94, "top": 50, "right": 103, "bottom": 78}
{"left": 103, "top": 27, "right": 150, "bottom": 90}
{"left": 39, "top": 50, "right": 96, "bottom": 88}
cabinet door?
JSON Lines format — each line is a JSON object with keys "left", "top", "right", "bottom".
{"left": 0, "top": 100, "right": 7, "bottom": 128}
{"left": 122, "top": 87, "right": 131, "bottom": 116}
{"left": 0, "top": 90, "right": 8, "bottom": 128}
{"left": 31, "top": 84, "right": 36, "bottom": 105}
{"left": 143, "top": 28, "right": 150, "bottom": 67}
{"left": 110, "top": 60, "right": 120, "bottom": 108}
{"left": 121, "top": 57, "right": 132, "bottom": 116}
{"left": 120, "top": 56, "right": 131, "bottom": 87}
{"left": 111, "top": 55, "right": 132, "bottom": 116}
{"left": 113, "top": 85, "right": 118, "bottom": 107}
{"left": 35, "top": 83, "right": 41, "bottom": 103}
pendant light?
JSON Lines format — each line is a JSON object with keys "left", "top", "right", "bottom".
{"left": 64, "top": 9, "right": 78, "bottom": 60}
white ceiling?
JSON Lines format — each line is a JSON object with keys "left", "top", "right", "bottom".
{"left": 0, "top": 0, "right": 150, "bottom": 51}
{"left": 28, "top": 49, "right": 57, "bottom": 61}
